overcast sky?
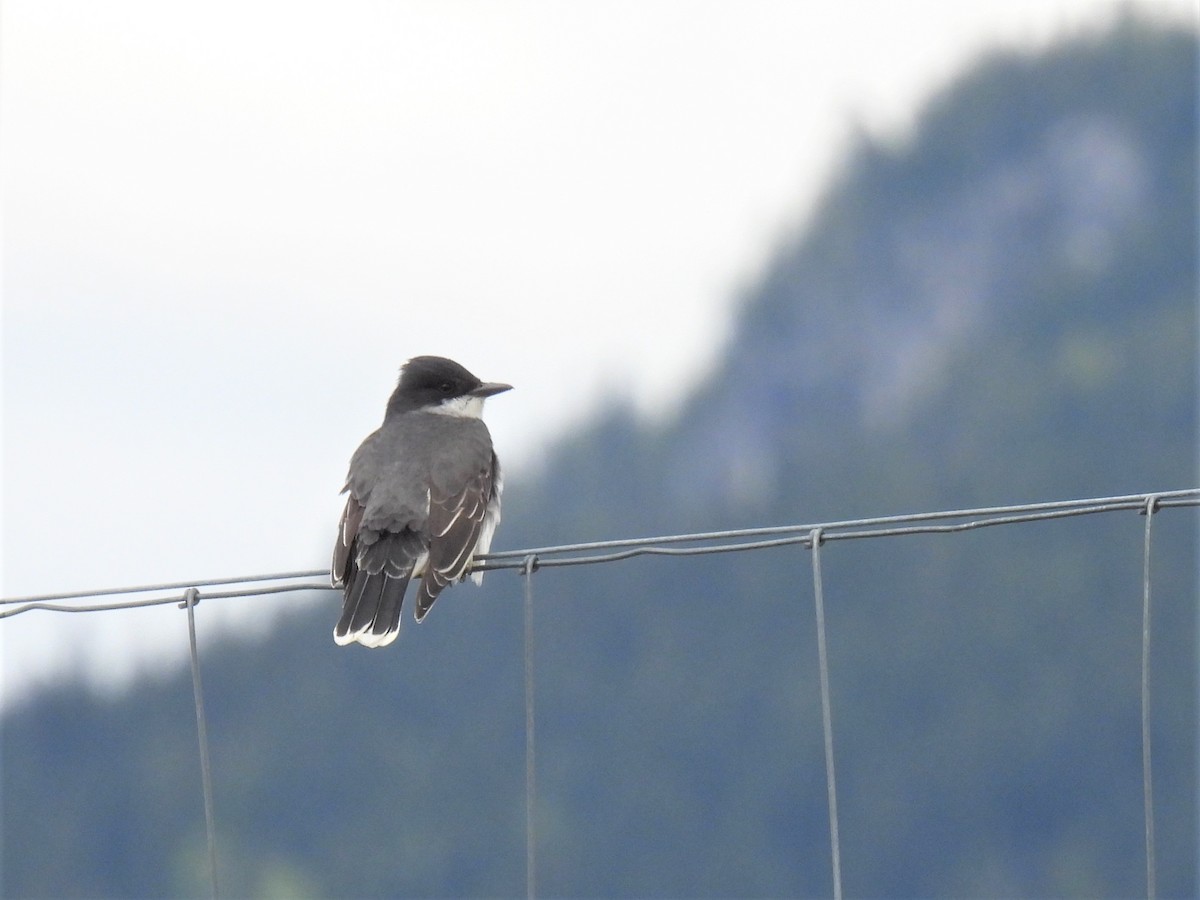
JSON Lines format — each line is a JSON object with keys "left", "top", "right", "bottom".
{"left": 2, "top": 0, "right": 1193, "bottom": 706}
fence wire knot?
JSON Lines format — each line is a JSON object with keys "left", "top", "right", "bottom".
{"left": 521, "top": 554, "right": 541, "bottom": 576}
{"left": 178, "top": 587, "right": 202, "bottom": 610}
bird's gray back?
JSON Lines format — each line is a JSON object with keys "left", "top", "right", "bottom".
{"left": 345, "top": 413, "right": 495, "bottom": 534}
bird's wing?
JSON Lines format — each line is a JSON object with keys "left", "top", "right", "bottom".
{"left": 331, "top": 494, "right": 365, "bottom": 588}
{"left": 414, "top": 462, "right": 496, "bottom": 621}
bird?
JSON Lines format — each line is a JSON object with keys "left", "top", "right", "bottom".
{"left": 331, "top": 355, "right": 511, "bottom": 647}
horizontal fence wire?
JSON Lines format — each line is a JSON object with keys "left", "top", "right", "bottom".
{"left": 1, "top": 487, "right": 1195, "bottom": 900}
{"left": 2, "top": 489, "right": 1196, "bottom": 617}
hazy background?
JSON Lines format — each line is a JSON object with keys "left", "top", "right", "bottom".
{"left": 4, "top": 0, "right": 1188, "bottom": 704}
{"left": 3, "top": 3, "right": 1197, "bottom": 898}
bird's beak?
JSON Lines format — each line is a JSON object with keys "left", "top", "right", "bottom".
{"left": 472, "top": 381, "right": 513, "bottom": 398}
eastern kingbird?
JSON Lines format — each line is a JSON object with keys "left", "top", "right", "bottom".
{"left": 332, "top": 356, "right": 511, "bottom": 647}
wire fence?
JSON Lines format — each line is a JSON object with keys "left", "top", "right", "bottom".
{"left": 3, "top": 487, "right": 1197, "bottom": 899}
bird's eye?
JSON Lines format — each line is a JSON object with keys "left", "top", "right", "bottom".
{"left": 439, "top": 381, "right": 454, "bottom": 394}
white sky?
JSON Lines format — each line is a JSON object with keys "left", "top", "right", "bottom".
{"left": 2, "top": 0, "right": 1194, "bottom": 706}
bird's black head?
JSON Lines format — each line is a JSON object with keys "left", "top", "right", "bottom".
{"left": 386, "top": 355, "right": 512, "bottom": 417}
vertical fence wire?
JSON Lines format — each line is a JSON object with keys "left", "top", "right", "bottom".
{"left": 522, "top": 556, "right": 540, "bottom": 900}
{"left": 183, "top": 588, "right": 219, "bottom": 900}
{"left": 809, "top": 529, "right": 843, "bottom": 900}
{"left": 1140, "top": 497, "right": 1158, "bottom": 900}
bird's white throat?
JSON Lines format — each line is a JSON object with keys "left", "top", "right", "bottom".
{"left": 431, "top": 394, "right": 486, "bottom": 419}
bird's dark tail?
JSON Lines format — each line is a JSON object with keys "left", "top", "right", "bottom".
{"left": 334, "top": 532, "right": 422, "bottom": 648}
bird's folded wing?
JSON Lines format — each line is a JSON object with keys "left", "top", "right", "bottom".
{"left": 331, "top": 495, "right": 365, "bottom": 588}
{"left": 414, "top": 466, "right": 494, "bottom": 620}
